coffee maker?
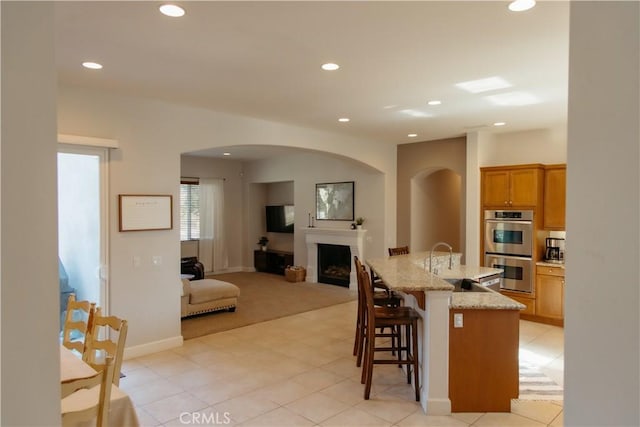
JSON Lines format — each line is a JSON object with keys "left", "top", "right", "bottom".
{"left": 545, "top": 237, "right": 565, "bottom": 263}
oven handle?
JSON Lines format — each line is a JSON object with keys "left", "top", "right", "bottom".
{"left": 485, "top": 219, "right": 533, "bottom": 225}
{"left": 485, "top": 253, "right": 533, "bottom": 261}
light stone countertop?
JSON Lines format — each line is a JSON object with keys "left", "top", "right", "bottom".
{"left": 366, "top": 252, "right": 525, "bottom": 311}
{"left": 449, "top": 289, "right": 525, "bottom": 310}
{"left": 433, "top": 265, "right": 503, "bottom": 280}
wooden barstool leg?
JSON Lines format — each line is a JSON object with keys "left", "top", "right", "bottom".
{"left": 353, "top": 306, "right": 360, "bottom": 356}
{"left": 412, "top": 318, "right": 420, "bottom": 401}
{"left": 405, "top": 323, "right": 411, "bottom": 384}
{"left": 363, "top": 325, "right": 374, "bottom": 399}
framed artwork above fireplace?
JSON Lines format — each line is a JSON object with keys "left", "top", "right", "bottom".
{"left": 315, "top": 181, "right": 354, "bottom": 221}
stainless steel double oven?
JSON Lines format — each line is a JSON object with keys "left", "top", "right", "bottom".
{"left": 484, "top": 209, "right": 534, "bottom": 293}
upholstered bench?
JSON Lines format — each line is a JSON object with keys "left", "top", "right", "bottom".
{"left": 181, "top": 278, "right": 240, "bottom": 318}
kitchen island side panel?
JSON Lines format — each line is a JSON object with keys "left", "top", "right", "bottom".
{"left": 449, "top": 309, "right": 520, "bottom": 412}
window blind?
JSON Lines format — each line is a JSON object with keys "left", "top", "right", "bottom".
{"left": 180, "top": 182, "right": 200, "bottom": 240}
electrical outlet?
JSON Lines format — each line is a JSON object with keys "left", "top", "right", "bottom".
{"left": 454, "top": 313, "right": 464, "bottom": 328}
{"left": 152, "top": 256, "right": 162, "bottom": 266}
{"left": 133, "top": 256, "right": 141, "bottom": 267}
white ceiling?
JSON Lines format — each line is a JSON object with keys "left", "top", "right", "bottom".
{"left": 54, "top": 1, "right": 569, "bottom": 159}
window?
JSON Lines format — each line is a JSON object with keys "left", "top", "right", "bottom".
{"left": 180, "top": 180, "right": 200, "bottom": 240}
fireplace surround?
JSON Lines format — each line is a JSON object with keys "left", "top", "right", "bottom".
{"left": 303, "top": 227, "right": 366, "bottom": 290}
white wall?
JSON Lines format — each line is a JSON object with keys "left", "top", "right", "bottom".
{"left": 243, "top": 152, "right": 388, "bottom": 269}
{"left": 565, "top": 2, "right": 639, "bottom": 425}
{"left": 1, "top": 2, "right": 60, "bottom": 425}
{"left": 57, "top": 85, "right": 395, "bottom": 352}
{"left": 480, "top": 126, "right": 567, "bottom": 166}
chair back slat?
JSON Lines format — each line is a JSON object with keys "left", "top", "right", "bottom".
{"left": 388, "top": 246, "right": 410, "bottom": 256}
{"left": 83, "top": 308, "right": 128, "bottom": 386}
{"left": 62, "top": 294, "right": 96, "bottom": 354}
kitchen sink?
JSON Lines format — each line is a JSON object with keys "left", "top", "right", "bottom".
{"left": 445, "top": 278, "right": 492, "bottom": 293}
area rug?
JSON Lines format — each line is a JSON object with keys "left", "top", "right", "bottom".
{"left": 519, "top": 361, "right": 564, "bottom": 401}
{"left": 181, "top": 272, "right": 357, "bottom": 340}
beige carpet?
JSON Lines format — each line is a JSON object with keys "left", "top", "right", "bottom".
{"left": 181, "top": 272, "right": 357, "bottom": 340}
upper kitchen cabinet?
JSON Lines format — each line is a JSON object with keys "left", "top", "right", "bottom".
{"left": 543, "top": 165, "right": 567, "bottom": 230}
{"left": 481, "top": 165, "right": 544, "bottom": 208}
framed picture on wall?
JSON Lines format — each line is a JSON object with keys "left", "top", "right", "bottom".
{"left": 119, "top": 194, "right": 173, "bottom": 231}
{"left": 315, "top": 181, "right": 354, "bottom": 221}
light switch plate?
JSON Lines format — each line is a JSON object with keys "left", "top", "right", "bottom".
{"left": 454, "top": 313, "right": 464, "bottom": 328}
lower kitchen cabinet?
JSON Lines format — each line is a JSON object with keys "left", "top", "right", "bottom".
{"left": 536, "top": 265, "right": 564, "bottom": 325}
{"left": 500, "top": 290, "right": 535, "bottom": 316}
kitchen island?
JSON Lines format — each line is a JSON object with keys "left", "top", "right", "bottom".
{"left": 366, "top": 251, "right": 523, "bottom": 414}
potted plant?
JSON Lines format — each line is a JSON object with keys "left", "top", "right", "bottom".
{"left": 355, "top": 217, "right": 365, "bottom": 229}
{"left": 257, "top": 236, "right": 269, "bottom": 251}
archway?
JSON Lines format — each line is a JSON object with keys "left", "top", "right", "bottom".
{"left": 409, "top": 168, "right": 462, "bottom": 253}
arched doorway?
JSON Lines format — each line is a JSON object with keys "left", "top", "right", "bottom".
{"left": 410, "top": 168, "right": 462, "bottom": 253}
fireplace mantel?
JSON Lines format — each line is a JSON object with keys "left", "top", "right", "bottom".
{"left": 302, "top": 227, "right": 366, "bottom": 290}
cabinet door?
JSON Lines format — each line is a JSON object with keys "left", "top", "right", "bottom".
{"left": 536, "top": 274, "right": 564, "bottom": 320}
{"left": 501, "top": 292, "right": 535, "bottom": 315}
{"left": 544, "top": 166, "right": 566, "bottom": 230}
{"left": 254, "top": 250, "right": 268, "bottom": 272}
{"left": 509, "top": 168, "right": 540, "bottom": 207}
{"left": 482, "top": 170, "right": 510, "bottom": 207}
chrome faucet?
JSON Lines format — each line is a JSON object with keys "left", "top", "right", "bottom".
{"left": 429, "top": 241, "right": 453, "bottom": 274}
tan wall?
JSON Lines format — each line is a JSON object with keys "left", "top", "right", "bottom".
{"left": 416, "top": 169, "right": 461, "bottom": 251}
{"left": 397, "top": 137, "right": 466, "bottom": 256}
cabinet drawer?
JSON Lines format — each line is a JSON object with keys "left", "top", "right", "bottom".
{"left": 538, "top": 266, "right": 564, "bottom": 277}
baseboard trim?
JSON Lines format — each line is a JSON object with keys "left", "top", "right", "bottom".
{"left": 123, "top": 335, "right": 183, "bottom": 360}
{"left": 206, "top": 266, "right": 248, "bottom": 275}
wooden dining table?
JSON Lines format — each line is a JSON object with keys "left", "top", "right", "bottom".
{"left": 60, "top": 345, "right": 140, "bottom": 426}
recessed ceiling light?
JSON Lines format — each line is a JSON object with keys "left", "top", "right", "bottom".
{"left": 159, "top": 4, "right": 185, "bottom": 17}
{"left": 427, "top": 100, "right": 442, "bottom": 106}
{"left": 400, "top": 109, "right": 431, "bottom": 118}
{"left": 455, "top": 76, "right": 512, "bottom": 94}
{"left": 508, "top": 0, "right": 536, "bottom": 12}
{"left": 321, "top": 63, "right": 340, "bottom": 71}
{"left": 493, "top": 122, "right": 506, "bottom": 127}
{"left": 338, "top": 117, "right": 350, "bottom": 122}
{"left": 408, "top": 133, "right": 418, "bottom": 138}
{"left": 223, "top": 152, "right": 231, "bottom": 156}
{"left": 82, "top": 62, "right": 103, "bottom": 70}
{"left": 485, "top": 91, "right": 539, "bottom": 106}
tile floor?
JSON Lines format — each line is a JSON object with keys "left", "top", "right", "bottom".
{"left": 121, "top": 301, "right": 564, "bottom": 426}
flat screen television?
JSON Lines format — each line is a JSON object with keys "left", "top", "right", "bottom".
{"left": 265, "top": 205, "right": 294, "bottom": 233}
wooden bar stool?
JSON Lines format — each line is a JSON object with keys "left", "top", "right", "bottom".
{"left": 359, "top": 268, "right": 420, "bottom": 401}
{"left": 352, "top": 256, "right": 401, "bottom": 367}
{"left": 388, "top": 246, "right": 410, "bottom": 256}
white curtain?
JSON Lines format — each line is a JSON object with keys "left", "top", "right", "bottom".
{"left": 198, "top": 178, "right": 228, "bottom": 273}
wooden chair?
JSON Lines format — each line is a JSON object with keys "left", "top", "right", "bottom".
{"left": 388, "top": 246, "right": 410, "bottom": 256}
{"left": 62, "top": 294, "right": 96, "bottom": 354}
{"left": 83, "top": 308, "right": 128, "bottom": 386}
{"left": 359, "top": 268, "right": 420, "bottom": 401}
{"left": 353, "top": 256, "right": 402, "bottom": 367}
{"left": 61, "top": 355, "right": 114, "bottom": 427}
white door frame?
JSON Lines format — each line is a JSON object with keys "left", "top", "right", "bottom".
{"left": 58, "top": 144, "right": 110, "bottom": 314}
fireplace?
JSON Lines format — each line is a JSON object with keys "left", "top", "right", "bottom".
{"left": 303, "top": 227, "right": 366, "bottom": 290}
{"left": 317, "top": 244, "right": 351, "bottom": 287}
